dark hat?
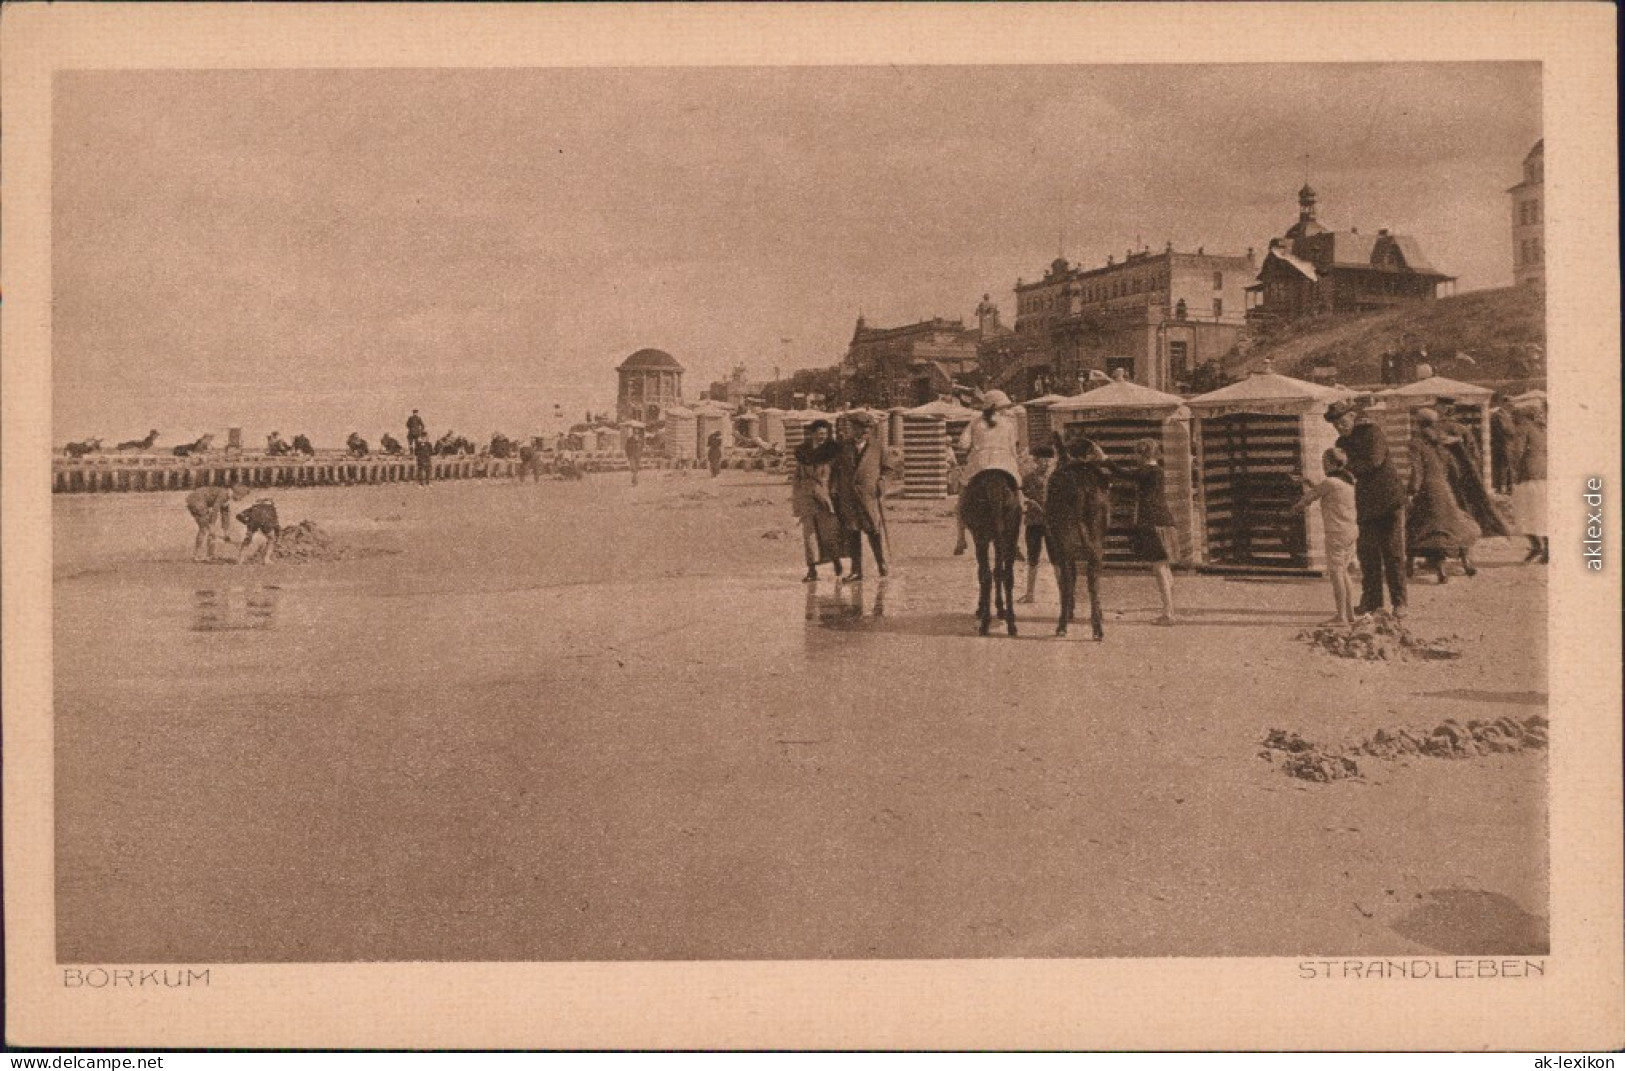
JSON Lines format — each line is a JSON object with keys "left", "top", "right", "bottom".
{"left": 806, "top": 418, "right": 833, "bottom": 434}
{"left": 846, "top": 410, "right": 878, "bottom": 426}
{"left": 1324, "top": 399, "right": 1363, "bottom": 423}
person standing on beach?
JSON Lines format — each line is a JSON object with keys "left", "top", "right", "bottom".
{"left": 1511, "top": 402, "right": 1548, "bottom": 564}
{"left": 1490, "top": 398, "right": 1522, "bottom": 496}
{"left": 407, "top": 409, "right": 426, "bottom": 452}
{"left": 1116, "top": 438, "right": 1179, "bottom": 626}
{"left": 1328, "top": 398, "right": 1408, "bottom": 617}
{"left": 625, "top": 428, "right": 644, "bottom": 486}
{"left": 791, "top": 419, "right": 843, "bottom": 582}
{"left": 1017, "top": 446, "right": 1054, "bottom": 603}
{"left": 1291, "top": 447, "right": 1359, "bottom": 624}
{"left": 706, "top": 430, "right": 725, "bottom": 478}
{"left": 832, "top": 412, "right": 894, "bottom": 581}
{"left": 413, "top": 435, "right": 434, "bottom": 486}
{"left": 186, "top": 483, "right": 249, "bottom": 561}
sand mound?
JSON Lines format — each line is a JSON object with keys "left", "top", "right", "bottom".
{"left": 273, "top": 521, "right": 398, "bottom": 564}
{"left": 760, "top": 528, "right": 791, "bottom": 541}
{"left": 1261, "top": 715, "right": 1548, "bottom": 782}
{"left": 1298, "top": 612, "right": 1461, "bottom": 661}
{"left": 1260, "top": 729, "right": 1362, "bottom": 782}
{"left": 736, "top": 497, "right": 778, "bottom": 507}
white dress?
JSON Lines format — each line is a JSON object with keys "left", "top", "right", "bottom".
{"left": 957, "top": 412, "right": 1023, "bottom": 484}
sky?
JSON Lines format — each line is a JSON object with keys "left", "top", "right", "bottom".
{"left": 53, "top": 63, "right": 1541, "bottom": 445}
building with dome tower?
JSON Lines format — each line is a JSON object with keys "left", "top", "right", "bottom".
{"left": 616, "top": 348, "right": 686, "bottom": 424}
{"left": 1248, "top": 184, "right": 1454, "bottom": 322}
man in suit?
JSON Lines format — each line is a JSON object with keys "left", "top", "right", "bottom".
{"left": 1327, "top": 399, "right": 1408, "bottom": 617}
{"left": 831, "top": 412, "right": 896, "bottom": 582}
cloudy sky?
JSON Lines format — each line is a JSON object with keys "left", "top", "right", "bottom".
{"left": 54, "top": 63, "right": 1540, "bottom": 444}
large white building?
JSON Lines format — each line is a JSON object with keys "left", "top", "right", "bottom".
{"left": 1509, "top": 139, "right": 1544, "bottom": 288}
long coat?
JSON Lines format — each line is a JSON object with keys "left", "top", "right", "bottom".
{"left": 1513, "top": 417, "right": 1547, "bottom": 483}
{"left": 1407, "top": 432, "right": 1482, "bottom": 555}
{"left": 1337, "top": 419, "right": 1407, "bottom": 520}
{"left": 832, "top": 437, "right": 897, "bottom": 539}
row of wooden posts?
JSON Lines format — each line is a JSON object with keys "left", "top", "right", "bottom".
{"left": 51, "top": 453, "right": 633, "bottom": 494}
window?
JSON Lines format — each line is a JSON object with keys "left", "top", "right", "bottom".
{"left": 1168, "top": 340, "right": 1190, "bottom": 374}
{"left": 1213, "top": 298, "right": 1224, "bottom": 318}
{"left": 1175, "top": 299, "right": 1187, "bottom": 320}
{"left": 1213, "top": 271, "right": 1224, "bottom": 290}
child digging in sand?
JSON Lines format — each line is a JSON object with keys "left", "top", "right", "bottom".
{"left": 236, "top": 497, "right": 282, "bottom": 564}
{"left": 1291, "top": 446, "right": 1359, "bottom": 625}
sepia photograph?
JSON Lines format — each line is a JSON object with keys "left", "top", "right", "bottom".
{"left": 5, "top": 2, "right": 1620, "bottom": 1052}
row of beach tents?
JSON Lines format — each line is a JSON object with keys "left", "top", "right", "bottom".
{"left": 719, "top": 370, "right": 1530, "bottom": 576}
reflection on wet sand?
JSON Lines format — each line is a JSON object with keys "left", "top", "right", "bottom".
{"left": 192, "top": 585, "right": 280, "bottom": 632}
{"left": 807, "top": 577, "right": 889, "bottom": 630}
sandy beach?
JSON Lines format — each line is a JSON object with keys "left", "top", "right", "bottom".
{"left": 53, "top": 469, "right": 1548, "bottom": 962}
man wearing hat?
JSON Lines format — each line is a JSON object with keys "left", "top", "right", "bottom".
{"left": 1327, "top": 398, "right": 1408, "bottom": 616}
{"left": 831, "top": 410, "right": 896, "bottom": 581}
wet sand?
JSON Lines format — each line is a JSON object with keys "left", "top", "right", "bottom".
{"left": 53, "top": 470, "right": 1548, "bottom": 961}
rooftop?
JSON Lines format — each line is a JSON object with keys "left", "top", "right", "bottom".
{"left": 618, "top": 348, "right": 685, "bottom": 372}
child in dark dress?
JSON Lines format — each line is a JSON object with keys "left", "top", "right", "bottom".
{"left": 1119, "top": 438, "right": 1178, "bottom": 626}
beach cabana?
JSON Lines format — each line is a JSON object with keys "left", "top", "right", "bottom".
{"left": 691, "top": 402, "right": 733, "bottom": 458}
{"left": 899, "top": 410, "right": 950, "bottom": 499}
{"left": 1378, "top": 375, "right": 1495, "bottom": 485}
{"left": 909, "top": 398, "right": 979, "bottom": 457}
{"left": 1049, "top": 380, "right": 1197, "bottom": 567}
{"left": 781, "top": 409, "right": 834, "bottom": 452}
{"left": 662, "top": 406, "right": 698, "bottom": 464}
{"left": 887, "top": 407, "right": 910, "bottom": 451}
{"left": 758, "top": 408, "right": 787, "bottom": 449}
{"left": 1186, "top": 370, "right": 1345, "bottom": 573}
{"left": 1022, "top": 394, "right": 1071, "bottom": 454}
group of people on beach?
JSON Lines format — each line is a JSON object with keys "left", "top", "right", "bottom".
{"left": 791, "top": 390, "right": 1181, "bottom": 623}
{"left": 1291, "top": 393, "right": 1547, "bottom": 625}
{"left": 790, "top": 411, "right": 898, "bottom": 584}
{"left": 185, "top": 483, "right": 281, "bottom": 564}
{"left": 791, "top": 385, "right": 1550, "bottom": 630}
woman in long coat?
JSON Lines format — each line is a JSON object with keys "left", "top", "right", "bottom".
{"left": 1407, "top": 409, "right": 1483, "bottom": 583}
{"left": 792, "top": 419, "right": 843, "bottom": 582}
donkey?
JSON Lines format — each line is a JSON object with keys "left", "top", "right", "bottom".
{"left": 116, "top": 429, "right": 159, "bottom": 453}
{"left": 960, "top": 468, "right": 1022, "bottom": 636}
{"left": 1044, "top": 439, "right": 1114, "bottom": 640}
